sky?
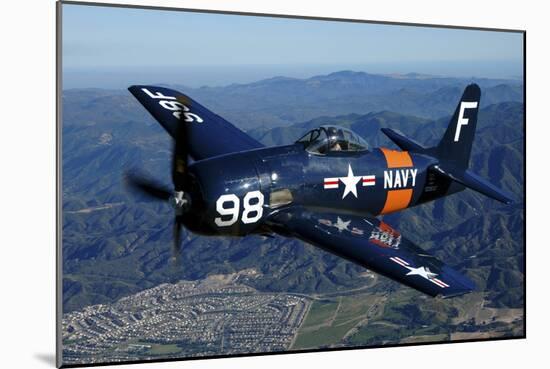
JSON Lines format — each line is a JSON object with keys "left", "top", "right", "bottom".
{"left": 62, "top": 3, "right": 524, "bottom": 88}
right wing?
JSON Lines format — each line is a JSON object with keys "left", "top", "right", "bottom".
{"left": 129, "top": 85, "right": 264, "bottom": 160}
{"left": 268, "top": 208, "right": 475, "bottom": 298}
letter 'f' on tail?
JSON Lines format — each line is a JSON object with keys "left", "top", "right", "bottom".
{"left": 432, "top": 84, "right": 514, "bottom": 204}
{"left": 436, "top": 84, "right": 481, "bottom": 170}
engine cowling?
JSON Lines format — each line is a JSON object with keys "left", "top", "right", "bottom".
{"left": 186, "top": 152, "right": 268, "bottom": 236}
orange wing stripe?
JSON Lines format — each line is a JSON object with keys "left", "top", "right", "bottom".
{"left": 381, "top": 189, "right": 413, "bottom": 214}
{"left": 380, "top": 147, "right": 413, "bottom": 168}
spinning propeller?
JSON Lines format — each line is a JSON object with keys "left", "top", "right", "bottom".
{"left": 125, "top": 99, "right": 192, "bottom": 261}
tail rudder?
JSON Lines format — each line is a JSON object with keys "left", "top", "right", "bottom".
{"left": 436, "top": 84, "right": 481, "bottom": 170}
{"left": 431, "top": 83, "right": 514, "bottom": 204}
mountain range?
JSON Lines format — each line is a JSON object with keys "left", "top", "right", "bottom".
{"left": 63, "top": 70, "right": 523, "bottom": 131}
{"left": 61, "top": 71, "right": 524, "bottom": 314}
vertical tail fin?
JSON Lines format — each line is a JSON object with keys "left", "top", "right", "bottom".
{"left": 436, "top": 84, "right": 481, "bottom": 170}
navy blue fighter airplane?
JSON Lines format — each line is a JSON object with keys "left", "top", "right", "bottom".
{"left": 126, "top": 83, "right": 513, "bottom": 298}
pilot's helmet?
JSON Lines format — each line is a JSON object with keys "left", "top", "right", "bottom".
{"left": 326, "top": 127, "right": 346, "bottom": 150}
{"left": 325, "top": 127, "right": 341, "bottom": 140}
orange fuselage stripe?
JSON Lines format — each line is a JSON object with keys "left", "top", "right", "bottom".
{"left": 380, "top": 147, "right": 413, "bottom": 168}
{"left": 381, "top": 189, "right": 414, "bottom": 214}
{"left": 380, "top": 148, "right": 414, "bottom": 214}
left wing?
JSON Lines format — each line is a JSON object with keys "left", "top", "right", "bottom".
{"left": 268, "top": 208, "right": 475, "bottom": 298}
{"left": 129, "top": 85, "right": 264, "bottom": 160}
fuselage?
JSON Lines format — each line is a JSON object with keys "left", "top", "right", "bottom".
{"left": 183, "top": 143, "right": 464, "bottom": 236}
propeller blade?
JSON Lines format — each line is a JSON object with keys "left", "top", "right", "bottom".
{"left": 172, "top": 96, "right": 191, "bottom": 191}
{"left": 172, "top": 217, "right": 183, "bottom": 263}
{"left": 125, "top": 171, "right": 172, "bottom": 201}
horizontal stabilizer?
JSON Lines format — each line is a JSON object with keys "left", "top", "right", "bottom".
{"left": 433, "top": 164, "right": 514, "bottom": 204}
{"left": 381, "top": 128, "right": 426, "bottom": 152}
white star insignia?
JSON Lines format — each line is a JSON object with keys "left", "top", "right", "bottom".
{"left": 333, "top": 217, "right": 351, "bottom": 232}
{"left": 339, "top": 164, "right": 361, "bottom": 199}
{"left": 405, "top": 266, "right": 437, "bottom": 280}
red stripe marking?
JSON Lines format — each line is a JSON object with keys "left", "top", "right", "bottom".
{"left": 394, "top": 257, "right": 409, "bottom": 265}
{"left": 431, "top": 279, "right": 447, "bottom": 288}
{"left": 433, "top": 278, "right": 449, "bottom": 288}
{"left": 390, "top": 257, "right": 408, "bottom": 267}
{"left": 371, "top": 239, "right": 387, "bottom": 248}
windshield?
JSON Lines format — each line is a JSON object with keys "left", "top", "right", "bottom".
{"left": 296, "top": 125, "right": 369, "bottom": 154}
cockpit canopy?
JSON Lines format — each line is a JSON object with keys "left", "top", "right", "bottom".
{"left": 296, "top": 125, "right": 369, "bottom": 154}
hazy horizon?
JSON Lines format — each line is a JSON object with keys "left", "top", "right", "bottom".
{"left": 63, "top": 63, "right": 523, "bottom": 90}
{"left": 62, "top": 3, "right": 523, "bottom": 89}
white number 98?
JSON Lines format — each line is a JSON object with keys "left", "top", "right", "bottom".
{"left": 215, "top": 191, "right": 264, "bottom": 227}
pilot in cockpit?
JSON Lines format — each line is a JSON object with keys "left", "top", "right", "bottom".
{"left": 296, "top": 125, "right": 368, "bottom": 154}
{"left": 326, "top": 127, "right": 347, "bottom": 152}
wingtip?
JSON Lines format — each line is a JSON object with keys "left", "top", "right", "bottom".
{"left": 497, "top": 192, "right": 516, "bottom": 205}
{"left": 440, "top": 289, "right": 475, "bottom": 299}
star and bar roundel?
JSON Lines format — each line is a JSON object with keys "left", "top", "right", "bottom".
{"left": 323, "top": 164, "right": 375, "bottom": 199}
{"left": 322, "top": 149, "right": 417, "bottom": 214}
